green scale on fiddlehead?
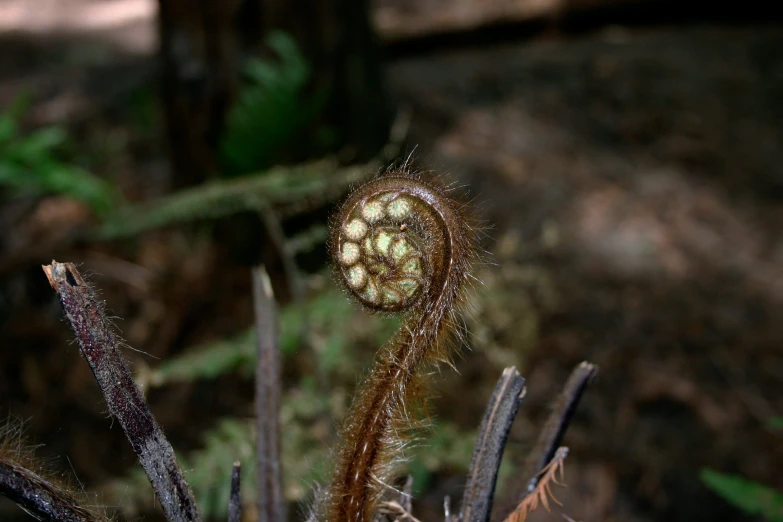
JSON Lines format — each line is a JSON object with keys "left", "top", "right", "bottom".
{"left": 325, "top": 170, "right": 479, "bottom": 522}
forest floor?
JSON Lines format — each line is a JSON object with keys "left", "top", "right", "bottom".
{"left": 390, "top": 26, "right": 783, "bottom": 522}
{"left": 1, "top": 2, "right": 781, "bottom": 522}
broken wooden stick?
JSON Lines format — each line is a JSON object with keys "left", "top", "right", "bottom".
{"left": 42, "top": 261, "right": 202, "bottom": 522}
{"left": 228, "top": 461, "right": 242, "bottom": 522}
{"left": 252, "top": 265, "right": 285, "bottom": 522}
{"left": 460, "top": 366, "right": 526, "bottom": 522}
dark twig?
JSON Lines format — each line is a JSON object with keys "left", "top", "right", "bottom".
{"left": 228, "top": 461, "right": 242, "bottom": 522}
{"left": 259, "top": 204, "right": 303, "bottom": 303}
{"left": 0, "top": 460, "right": 104, "bottom": 522}
{"left": 522, "top": 362, "right": 597, "bottom": 493}
{"left": 252, "top": 265, "right": 285, "bottom": 522}
{"left": 42, "top": 261, "right": 202, "bottom": 522}
{"left": 377, "top": 475, "right": 415, "bottom": 522}
{"left": 460, "top": 367, "right": 526, "bottom": 522}
{"left": 402, "top": 475, "right": 414, "bottom": 514}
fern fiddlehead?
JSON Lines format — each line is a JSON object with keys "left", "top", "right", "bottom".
{"left": 326, "top": 170, "right": 478, "bottom": 522}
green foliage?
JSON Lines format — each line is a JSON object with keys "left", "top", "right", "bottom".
{"left": 700, "top": 469, "right": 783, "bottom": 522}
{"left": 151, "top": 329, "right": 257, "bottom": 384}
{"left": 185, "top": 419, "right": 257, "bottom": 518}
{"left": 220, "top": 31, "right": 328, "bottom": 175}
{"left": 115, "top": 285, "right": 484, "bottom": 519}
{"left": 114, "top": 395, "right": 334, "bottom": 519}
{"left": 407, "top": 421, "right": 477, "bottom": 495}
{"left": 148, "top": 287, "right": 389, "bottom": 386}
{"left": 700, "top": 417, "right": 783, "bottom": 521}
{"left": 94, "top": 159, "right": 370, "bottom": 240}
{"left": 115, "top": 287, "right": 386, "bottom": 517}
{"left": 0, "top": 95, "right": 118, "bottom": 214}
{"left": 126, "top": 85, "right": 160, "bottom": 137}
{"left": 767, "top": 417, "right": 783, "bottom": 431}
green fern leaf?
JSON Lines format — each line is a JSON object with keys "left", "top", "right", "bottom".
{"left": 0, "top": 95, "right": 118, "bottom": 215}
{"left": 148, "top": 287, "right": 374, "bottom": 386}
{"left": 221, "top": 31, "right": 327, "bottom": 174}
{"left": 151, "top": 329, "right": 257, "bottom": 384}
{"left": 767, "top": 417, "right": 783, "bottom": 431}
{"left": 700, "top": 468, "right": 783, "bottom": 522}
{"left": 94, "top": 159, "right": 370, "bottom": 240}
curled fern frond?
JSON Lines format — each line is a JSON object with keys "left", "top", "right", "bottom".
{"left": 326, "top": 168, "right": 481, "bottom": 522}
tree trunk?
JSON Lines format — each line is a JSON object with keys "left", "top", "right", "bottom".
{"left": 157, "top": 0, "right": 391, "bottom": 186}
{"left": 260, "top": 0, "right": 392, "bottom": 162}
{"left": 157, "top": 0, "right": 242, "bottom": 187}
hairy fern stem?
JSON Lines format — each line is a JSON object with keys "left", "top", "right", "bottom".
{"left": 325, "top": 169, "right": 479, "bottom": 522}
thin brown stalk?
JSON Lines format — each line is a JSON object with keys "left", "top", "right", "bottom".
{"left": 460, "top": 367, "right": 526, "bottom": 522}
{"left": 42, "top": 261, "right": 201, "bottom": 522}
{"left": 259, "top": 204, "right": 302, "bottom": 303}
{"left": 522, "top": 362, "right": 597, "bottom": 493}
{"left": 252, "top": 265, "right": 285, "bottom": 522}
{"left": 228, "top": 461, "right": 242, "bottom": 522}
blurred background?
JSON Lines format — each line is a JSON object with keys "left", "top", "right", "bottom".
{"left": 0, "top": 0, "right": 781, "bottom": 521}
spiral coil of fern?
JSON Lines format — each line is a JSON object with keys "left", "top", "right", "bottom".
{"left": 326, "top": 171, "right": 477, "bottom": 522}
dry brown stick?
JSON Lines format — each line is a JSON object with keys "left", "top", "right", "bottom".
{"left": 460, "top": 367, "right": 526, "bottom": 522}
{"left": 42, "top": 261, "right": 202, "bottom": 522}
{"left": 259, "top": 204, "right": 303, "bottom": 303}
{"left": 252, "top": 265, "right": 285, "bottom": 522}
{"left": 521, "top": 362, "right": 597, "bottom": 493}
{"left": 228, "top": 461, "right": 242, "bottom": 522}
{"left": 0, "top": 460, "right": 104, "bottom": 522}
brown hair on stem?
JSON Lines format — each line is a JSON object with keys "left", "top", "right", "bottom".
{"left": 42, "top": 261, "right": 201, "bottom": 522}
{"left": 325, "top": 167, "right": 480, "bottom": 522}
{"left": 0, "top": 419, "right": 110, "bottom": 522}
